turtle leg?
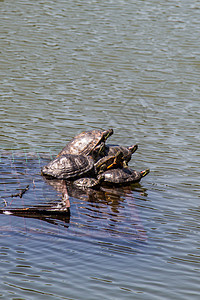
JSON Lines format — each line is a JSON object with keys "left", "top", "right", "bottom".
{"left": 98, "top": 163, "right": 107, "bottom": 174}
{"left": 123, "top": 160, "right": 128, "bottom": 168}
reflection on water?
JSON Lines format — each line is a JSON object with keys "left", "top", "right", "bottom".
{"left": 0, "top": 153, "right": 147, "bottom": 243}
{"left": 1, "top": 152, "right": 199, "bottom": 299}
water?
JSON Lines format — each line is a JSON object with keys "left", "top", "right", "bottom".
{"left": 0, "top": 0, "right": 200, "bottom": 299}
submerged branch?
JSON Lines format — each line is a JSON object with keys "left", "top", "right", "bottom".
{"left": 1, "top": 185, "right": 30, "bottom": 199}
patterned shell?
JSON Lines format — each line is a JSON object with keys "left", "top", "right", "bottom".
{"left": 57, "top": 129, "right": 113, "bottom": 157}
{"left": 72, "top": 174, "right": 104, "bottom": 188}
{"left": 41, "top": 154, "right": 94, "bottom": 179}
{"left": 72, "top": 177, "right": 99, "bottom": 188}
{"left": 99, "top": 168, "right": 146, "bottom": 184}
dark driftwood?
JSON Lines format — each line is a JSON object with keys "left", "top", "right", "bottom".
{"left": 0, "top": 206, "right": 70, "bottom": 227}
{"left": 0, "top": 206, "right": 70, "bottom": 216}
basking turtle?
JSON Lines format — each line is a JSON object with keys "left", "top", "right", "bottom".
{"left": 41, "top": 154, "right": 94, "bottom": 180}
{"left": 57, "top": 129, "right": 113, "bottom": 160}
{"left": 72, "top": 174, "right": 104, "bottom": 189}
{"left": 98, "top": 168, "right": 150, "bottom": 184}
{"left": 94, "top": 150, "right": 124, "bottom": 174}
{"left": 104, "top": 144, "right": 138, "bottom": 166}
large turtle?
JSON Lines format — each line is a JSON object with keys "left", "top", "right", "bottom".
{"left": 41, "top": 154, "right": 94, "bottom": 180}
{"left": 57, "top": 129, "right": 113, "bottom": 160}
{"left": 104, "top": 144, "right": 138, "bottom": 166}
{"left": 98, "top": 168, "right": 150, "bottom": 185}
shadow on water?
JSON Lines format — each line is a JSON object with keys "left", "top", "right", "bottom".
{"left": 0, "top": 152, "right": 148, "bottom": 244}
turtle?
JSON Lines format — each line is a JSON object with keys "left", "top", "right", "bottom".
{"left": 104, "top": 144, "right": 138, "bottom": 166}
{"left": 57, "top": 129, "right": 113, "bottom": 160}
{"left": 98, "top": 168, "right": 150, "bottom": 185}
{"left": 41, "top": 154, "right": 94, "bottom": 180}
{"left": 94, "top": 150, "right": 124, "bottom": 174}
{"left": 71, "top": 174, "right": 104, "bottom": 189}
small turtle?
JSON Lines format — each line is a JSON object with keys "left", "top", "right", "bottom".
{"left": 57, "top": 129, "right": 113, "bottom": 159}
{"left": 94, "top": 150, "right": 124, "bottom": 174}
{"left": 104, "top": 144, "right": 138, "bottom": 166}
{"left": 98, "top": 168, "right": 150, "bottom": 184}
{"left": 72, "top": 174, "right": 104, "bottom": 189}
{"left": 41, "top": 154, "right": 94, "bottom": 180}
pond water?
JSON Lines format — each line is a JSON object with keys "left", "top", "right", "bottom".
{"left": 0, "top": 0, "right": 200, "bottom": 299}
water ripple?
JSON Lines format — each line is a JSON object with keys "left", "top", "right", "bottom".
{"left": 1, "top": 0, "right": 200, "bottom": 298}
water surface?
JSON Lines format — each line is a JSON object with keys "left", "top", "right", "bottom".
{"left": 0, "top": 0, "right": 200, "bottom": 299}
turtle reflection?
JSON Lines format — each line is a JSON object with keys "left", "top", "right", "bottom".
{"left": 43, "top": 175, "right": 147, "bottom": 215}
{"left": 42, "top": 177, "right": 148, "bottom": 241}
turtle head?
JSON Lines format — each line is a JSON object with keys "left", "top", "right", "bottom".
{"left": 141, "top": 169, "right": 150, "bottom": 178}
{"left": 41, "top": 165, "right": 48, "bottom": 175}
{"left": 128, "top": 144, "right": 138, "bottom": 154}
{"left": 102, "top": 129, "right": 113, "bottom": 142}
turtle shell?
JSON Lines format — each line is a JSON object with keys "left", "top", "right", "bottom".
{"left": 57, "top": 129, "right": 113, "bottom": 157}
{"left": 41, "top": 154, "right": 94, "bottom": 179}
{"left": 105, "top": 144, "right": 138, "bottom": 163}
{"left": 72, "top": 175, "right": 104, "bottom": 189}
{"left": 98, "top": 168, "right": 149, "bottom": 184}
